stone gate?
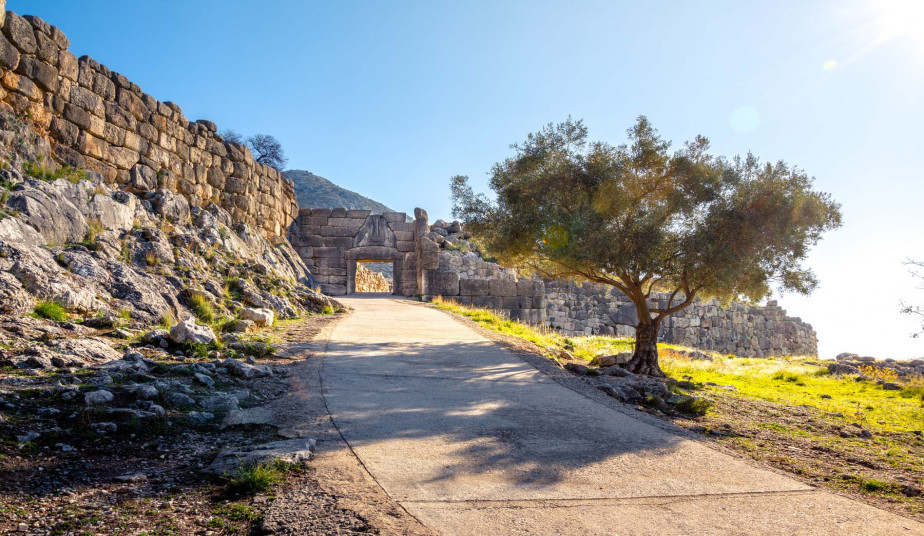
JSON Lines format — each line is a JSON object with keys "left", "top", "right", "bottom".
{"left": 289, "top": 208, "right": 419, "bottom": 296}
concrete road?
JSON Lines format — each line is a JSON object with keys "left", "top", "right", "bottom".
{"left": 320, "top": 295, "right": 922, "bottom": 535}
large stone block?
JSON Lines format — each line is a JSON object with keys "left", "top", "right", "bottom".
{"left": 459, "top": 278, "right": 490, "bottom": 296}
{"left": 389, "top": 221, "right": 415, "bottom": 232}
{"left": 393, "top": 230, "right": 414, "bottom": 241}
{"left": 319, "top": 226, "right": 356, "bottom": 237}
{"left": 516, "top": 279, "right": 543, "bottom": 297}
{"left": 347, "top": 209, "right": 372, "bottom": 219}
{"left": 323, "top": 236, "right": 353, "bottom": 249}
{"left": 383, "top": 212, "right": 407, "bottom": 223}
{"left": 502, "top": 296, "right": 528, "bottom": 309}
{"left": 396, "top": 240, "right": 415, "bottom": 252}
{"left": 314, "top": 247, "right": 343, "bottom": 258}
{"left": 16, "top": 56, "right": 57, "bottom": 92}
{"left": 328, "top": 217, "right": 365, "bottom": 228}
{"left": 0, "top": 32, "right": 20, "bottom": 71}
{"left": 3, "top": 12, "right": 37, "bottom": 55}
{"left": 425, "top": 270, "right": 459, "bottom": 296}
{"left": 489, "top": 279, "right": 517, "bottom": 297}
{"left": 317, "top": 257, "right": 346, "bottom": 269}
{"left": 471, "top": 296, "right": 503, "bottom": 310}
{"left": 320, "top": 283, "right": 347, "bottom": 295}
{"left": 330, "top": 207, "right": 348, "bottom": 218}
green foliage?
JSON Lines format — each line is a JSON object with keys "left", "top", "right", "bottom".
{"left": 23, "top": 160, "right": 90, "bottom": 184}
{"left": 158, "top": 310, "right": 176, "bottom": 330}
{"left": 226, "top": 459, "right": 297, "bottom": 495}
{"left": 188, "top": 294, "right": 214, "bottom": 324}
{"left": 451, "top": 117, "right": 842, "bottom": 371}
{"left": 33, "top": 301, "right": 69, "bottom": 322}
{"left": 117, "top": 309, "right": 132, "bottom": 322}
{"left": 673, "top": 395, "right": 714, "bottom": 415}
{"left": 319, "top": 303, "right": 335, "bottom": 315}
{"left": 184, "top": 341, "right": 220, "bottom": 360}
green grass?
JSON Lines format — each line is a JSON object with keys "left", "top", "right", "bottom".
{"left": 188, "top": 294, "right": 214, "bottom": 324}
{"left": 33, "top": 300, "right": 70, "bottom": 322}
{"left": 23, "top": 160, "right": 90, "bottom": 184}
{"left": 431, "top": 296, "right": 633, "bottom": 360}
{"left": 661, "top": 351, "right": 924, "bottom": 432}
{"left": 226, "top": 459, "right": 298, "bottom": 495}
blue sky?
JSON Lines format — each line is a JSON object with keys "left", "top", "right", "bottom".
{"left": 11, "top": 0, "right": 924, "bottom": 359}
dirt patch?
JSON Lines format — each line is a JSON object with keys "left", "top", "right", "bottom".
{"left": 0, "top": 311, "right": 429, "bottom": 535}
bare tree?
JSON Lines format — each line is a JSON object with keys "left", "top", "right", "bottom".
{"left": 219, "top": 129, "right": 244, "bottom": 144}
{"left": 901, "top": 259, "right": 924, "bottom": 337}
{"left": 247, "top": 134, "right": 288, "bottom": 171}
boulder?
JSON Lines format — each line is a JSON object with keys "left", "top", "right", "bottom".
{"left": 84, "top": 390, "right": 114, "bottom": 405}
{"left": 827, "top": 363, "right": 860, "bottom": 375}
{"left": 240, "top": 307, "right": 274, "bottom": 327}
{"left": 169, "top": 317, "right": 216, "bottom": 345}
{"left": 205, "top": 438, "right": 316, "bottom": 476}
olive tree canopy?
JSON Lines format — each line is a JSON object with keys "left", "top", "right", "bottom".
{"left": 451, "top": 117, "right": 841, "bottom": 375}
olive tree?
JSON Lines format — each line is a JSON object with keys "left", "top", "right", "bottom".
{"left": 451, "top": 117, "right": 841, "bottom": 376}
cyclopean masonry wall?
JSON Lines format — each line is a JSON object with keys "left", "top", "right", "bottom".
{"left": 0, "top": 6, "right": 297, "bottom": 239}
{"left": 544, "top": 279, "right": 818, "bottom": 357}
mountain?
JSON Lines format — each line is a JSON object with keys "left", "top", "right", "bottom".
{"left": 284, "top": 170, "right": 393, "bottom": 213}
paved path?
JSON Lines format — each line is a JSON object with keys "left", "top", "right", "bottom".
{"left": 320, "top": 295, "right": 921, "bottom": 535}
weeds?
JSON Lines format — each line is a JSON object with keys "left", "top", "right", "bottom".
{"left": 33, "top": 301, "right": 69, "bottom": 322}
{"left": 188, "top": 294, "right": 215, "bottom": 324}
{"left": 226, "top": 459, "right": 299, "bottom": 495}
{"left": 22, "top": 160, "right": 89, "bottom": 184}
{"left": 158, "top": 310, "right": 176, "bottom": 330}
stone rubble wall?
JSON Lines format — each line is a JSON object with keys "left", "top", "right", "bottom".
{"left": 437, "top": 250, "right": 517, "bottom": 280}
{"left": 544, "top": 279, "right": 818, "bottom": 357}
{"left": 414, "top": 209, "right": 546, "bottom": 324}
{"left": 355, "top": 263, "right": 391, "bottom": 293}
{"left": 289, "top": 207, "right": 418, "bottom": 296}
{"left": 0, "top": 7, "right": 297, "bottom": 238}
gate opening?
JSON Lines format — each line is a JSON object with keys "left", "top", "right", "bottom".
{"left": 355, "top": 261, "right": 394, "bottom": 293}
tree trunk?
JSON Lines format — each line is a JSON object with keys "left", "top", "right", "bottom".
{"left": 625, "top": 320, "right": 664, "bottom": 377}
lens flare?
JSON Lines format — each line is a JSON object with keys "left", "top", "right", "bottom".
{"left": 822, "top": 59, "right": 837, "bottom": 70}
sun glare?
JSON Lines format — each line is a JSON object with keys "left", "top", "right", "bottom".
{"left": 871, "top": 0, "right": 924, "bottom": 54}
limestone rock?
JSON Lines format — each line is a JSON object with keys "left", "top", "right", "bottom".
{"left": 240, "top": 307, "right": 274, "bottom": 327}
{"left": 169, "top": 317, "right": 216, "bottom": 345}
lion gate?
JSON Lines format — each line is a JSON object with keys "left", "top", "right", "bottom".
{"left": 288, "top": 208, "right": 421, "bottom": 296}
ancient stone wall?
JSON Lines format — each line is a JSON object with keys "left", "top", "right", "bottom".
{"left": 544, "top": 279, "right": 818, "bottom": 357}
{"left": 0, "top": 7, "right": 297, "bottom": 238}
{"left": 289, "top": 208, "right": 418, "bottom": 296}
{"left": 355, "top": 263, "right": 391, "bottom": 293}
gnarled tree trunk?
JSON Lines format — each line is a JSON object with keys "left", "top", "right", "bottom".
{"left": 624, "top": 319, "right": 664, "bottom": 377}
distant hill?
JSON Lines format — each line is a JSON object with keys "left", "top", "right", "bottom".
{"left": 284, "top": 170, "right": 393, "bottom": 213}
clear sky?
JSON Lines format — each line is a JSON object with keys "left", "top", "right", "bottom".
{"left": 10, "top": 0, "right": 924, "bottom": 359}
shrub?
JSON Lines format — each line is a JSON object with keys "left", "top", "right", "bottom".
{"left": 188, "top": 293, "right": 214, "bottom": 324}
{"left": 319, "top": 304, "right": 335, "bottom": 315}
{"left": 33, "top": 301, "right": 69, "bottom": 322}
